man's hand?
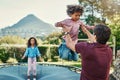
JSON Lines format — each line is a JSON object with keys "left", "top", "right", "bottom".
{"left": 81, "top": 25, "right": 96, "bottom": 43}
{"left": 62, "top": 25, "right": 72, "bottom": 32}
{"left": 65, "top": 34, "right": 76, "bottom": 52}
{"left": 81, "top": 25, "right": 87, "bottom": 34}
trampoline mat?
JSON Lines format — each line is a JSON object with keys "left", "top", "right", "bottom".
{"left": 0, "top": 64, "right": 80, "bottom": 80}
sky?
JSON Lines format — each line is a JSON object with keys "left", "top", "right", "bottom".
{"left": 0, "top": 0, "right": 79, "bottom": 29}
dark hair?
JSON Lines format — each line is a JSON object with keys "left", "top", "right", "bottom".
{"left": 67, "top": 5, "right": 83, "bottom": 16}
{"left": 94, "top": 24, "right": 111, "bottom": 44}
{"left": 27, "top": 37, "right": 38, "bottom": 47}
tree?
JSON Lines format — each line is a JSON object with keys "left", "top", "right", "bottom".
{"left": 79, "top": 0, "right": 120, "bottom": 24}
{"left": 79, "top": 0, "right": 120, "bottom": 50}
{"left": 109, "top": 24, "right": 120, "bottom": 50}
{"left": 43, "top": 32, "right": 62, "bottom": 45}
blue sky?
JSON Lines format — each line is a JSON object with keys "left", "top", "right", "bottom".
{"left": 0, "top": 0, "right": 79, "bottom": 28}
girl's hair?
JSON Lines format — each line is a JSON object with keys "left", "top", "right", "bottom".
{"left": 67, "top": 5, "right": 83, "bottom": 16}
{"left": 27, "top": 37, "right": 38, "bottom": 47}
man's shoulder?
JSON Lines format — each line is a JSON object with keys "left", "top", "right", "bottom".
{"left": 76, "top": 42, "right": 89, "bottom": 48}
{"left": 76, "top": 42, "right": 102, "bottom": 49}
{"left": 77, "top": 42, "right": 93, "bottom": 46}
{"left": 75, "top": 42, "right": 93, "bottom": 54}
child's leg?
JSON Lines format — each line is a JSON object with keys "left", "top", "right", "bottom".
{"left": 71, "top": 50, "right": 79, "bottom": 61}
{"left": 58, "top": 40, "right": 71, "bottom": 60}
{"left": 32, "top": 57, "right": 37, "bottom": 76}
{"left": 27, "top": 58, "right": 32, "bottom": 76}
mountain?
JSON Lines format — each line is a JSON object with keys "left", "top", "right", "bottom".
{"left": 0, "top": 14, "right": 58, "bottom": 38}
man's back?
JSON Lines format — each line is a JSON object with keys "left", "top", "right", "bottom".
{"left": 75, "top": 42, "right": 113, "bottom": 80}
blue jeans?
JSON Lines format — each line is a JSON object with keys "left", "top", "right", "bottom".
{"left": 58, "top": 40, "right": 79, "bottom": 61}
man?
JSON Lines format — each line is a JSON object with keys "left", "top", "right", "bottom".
{"left": 64, "top": 24, "right": 112, "bottom": 80}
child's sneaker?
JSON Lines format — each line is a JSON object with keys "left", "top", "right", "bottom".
{"left": 33, "top": 78, "right": 36, "bottom": 80}
{"left": 33, "top": 75, "right": 36, "bottom": 80}
{"left": 27, "top": 76, "right": 30, "bottom": 80}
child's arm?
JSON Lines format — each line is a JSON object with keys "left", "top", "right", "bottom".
{"left": 22, "top": 55, "right": 25, "bottom": 60}
{"left": 55, "top": 22, "right": 64, "bottom": 27}
{"left": 80, "top": 21, "right": 95, "bottom": 30}
{"left": 65, "top": 33, "right": 76, "bottom": 52}
{"left": 81, "top": 25, "right": 96, "bottom": 43}
{"left": 55, "top": 19, "right": 68, "bottom": 28}
{"left": 39, "top": 56, "right": 43, "bottom": 62}
{"left": 85, "top": 25, "right": 95, "bottom": 30}
{"left": 22, "top": 48, "right": 28, "bottom": 59}
{"left": 36, "top": 47, "right": 43, "bottom": 62}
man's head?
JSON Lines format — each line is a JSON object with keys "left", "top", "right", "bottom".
{"left": 94, "top": 24, "right": 111, "bottom": 44}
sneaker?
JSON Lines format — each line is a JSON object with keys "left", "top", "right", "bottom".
{"left": 27, "top": 76, "right": 30, "bottom": 80}
{"left": 33, "top": 75, "right": 36, "bottom": 80}
{"left": 33, "top": 78, "right": 36, "bottom": 80}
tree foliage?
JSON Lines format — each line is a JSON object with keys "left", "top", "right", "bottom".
{"left": 109, "top": 24, "right": 120, "bottom": 49}
{"left": 79, "top": 0, "right": 120, "bottom": 24}
{"left": 0, "top": 36, "right": 26, "bottom": 44}
{"left": 44, "top": 32, "right": 62, "bottom": 45}
{"left": 79, "top": 0, "right": 120, "bottom": 49}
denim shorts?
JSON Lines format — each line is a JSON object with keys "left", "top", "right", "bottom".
{"left": 58, "top": 40, "right": 79, "bottom": 61}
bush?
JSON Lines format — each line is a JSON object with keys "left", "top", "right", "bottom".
{"left": 0, "top": 45, "right": 59, "bottom": 63}
{"left": 38, "top": 46, "right": 59, "bottom": 62}
{"left": 0, "top": 48, "right": 10, "bottom": 63}
{"left": 50, "top": 46, "right": 59, "bottom": 62}
{"left": 14, "top": 47, "right": 26, "bottom": 62}
{"left": 0, "top": 46, "right": 27, "bottom": 62}
{"left": 44, "top": 32, "right": 62, "bottom": 45}
{"left": 0, "top": 36, "right": 43, "bottom": 45}
{"left": 109, "top": 24, "right": 120, "bottom": 50}
{"left": 38, "top": 46, "right": 48, "bottom": 62}
{"left": 0, "top": 36, "right": 27, "bottom": 44}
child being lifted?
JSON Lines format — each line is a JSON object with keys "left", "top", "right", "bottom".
{"left": 55, "top": 5, "right": 94, "bottom": 61}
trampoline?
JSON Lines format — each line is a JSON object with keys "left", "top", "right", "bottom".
{"left": 0, "top": 63, "right": 81, "bottom": 80}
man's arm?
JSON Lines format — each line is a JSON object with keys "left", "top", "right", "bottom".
{"left": 65, "top": 33, "right": 87, "bottom": 54}
{"left": 65, "top": 33, "right": 76, "bottom": 52}
{"left": 81, "top": 25, "right": 96, "bottom": 43}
